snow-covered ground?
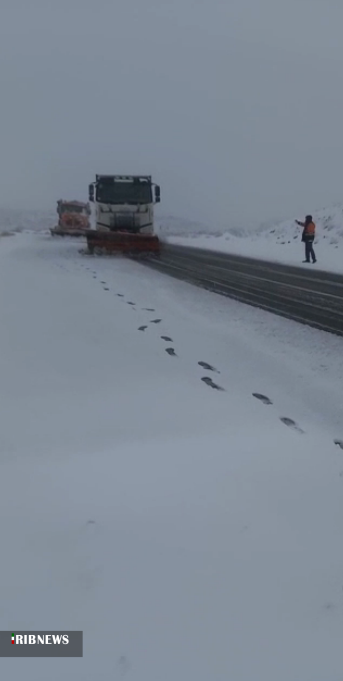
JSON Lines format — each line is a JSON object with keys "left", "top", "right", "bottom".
{"left": 160, "top": 204, "right": 343, "bottom": 274}
{"left": 1, "top": 231, "right": 343, "bottom": 680}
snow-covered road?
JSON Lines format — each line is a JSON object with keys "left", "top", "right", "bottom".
{"left": 1, "top": 232, "right": 343, "bottom": 680}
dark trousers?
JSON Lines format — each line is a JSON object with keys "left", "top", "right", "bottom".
{"left": 304, "top": 238, "right": 316, "bottom": 262}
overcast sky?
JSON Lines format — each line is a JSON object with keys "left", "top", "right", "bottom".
{"left": 1, "top": 0, "right": 343, "bottom": 228}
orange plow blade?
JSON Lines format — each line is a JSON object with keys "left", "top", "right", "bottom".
{"left": 86, "top": 231, "right": 160, "bottom": 255}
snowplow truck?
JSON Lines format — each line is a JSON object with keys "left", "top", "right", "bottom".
{"left": 51, "top": 200, "right": 91, "bottom": 237}
{"left": 86, "top": 175, "right": 161, "bottom": 255}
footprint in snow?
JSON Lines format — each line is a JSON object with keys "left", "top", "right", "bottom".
{"left": 201, "top": 376, "right": 225, "bottom": 391}
{"left": 253, "top": 393, "right": 273, "bottom": 405}
{"left": 322, "top": 602, "right": 336, "bottom": 612}
{"left": 334, "top": 439, "right": 343, "bottom": 450}
{"left": 165, "top": 347, "right": 177, "bottom": 356}
{"left": 280, "top": 417, "right": 304, "bottom": 434}
{"left": 150, "top": 319, "right": 162, "bottom": 324}
{"left": 116, "top": 294, "right": 124, "bottom": 297}
{"left": 101, "top": 281, "right": 106, "bottom": 285}
{"left": 143, "top": 308, "right": 155, "bottom": 312}
{"left": 138, "top": 326, "right": 148, "bottom": 332}
{"left": 103, "top": 287, "right": 109, "bottom": 291}
{"left": 198, "top": 361, "right": 220, "bottom": 373}
{"left": 117, "top": 656, "right": 130, "bottom": 677}
{"left": 127, "top": 302, "right": 135, "bottom": 305}
{"left": 161, "top": 336, "right": 173, "bottom": 342}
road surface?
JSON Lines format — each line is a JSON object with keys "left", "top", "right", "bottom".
{"left": 142, "top": 243, "right": 343, "bottom": 336}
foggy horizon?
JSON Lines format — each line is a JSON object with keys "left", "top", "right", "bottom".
{"left": 1, "top": 0, "right": 343, "bottom": 230}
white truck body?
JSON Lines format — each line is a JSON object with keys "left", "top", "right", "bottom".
{"left": 88, "top": 175, "right": 160, "bottom": 235}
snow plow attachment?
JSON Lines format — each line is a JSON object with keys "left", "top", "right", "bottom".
{"left": 86, "top": 231, "right": 160, "bottom": 256}
{"left": 50, "top": 227, "right": 89, "bottom": 237}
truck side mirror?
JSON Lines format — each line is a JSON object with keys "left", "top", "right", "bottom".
{"left": 155, "top": 185, "right": 160, "bottom": 203}
{"left": 88, "top": 184, "right": 94, "bottom": 202}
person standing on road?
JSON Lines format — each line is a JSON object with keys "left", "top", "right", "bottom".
{"left": 295, "top": 215, "right": 317, "bottom": 263}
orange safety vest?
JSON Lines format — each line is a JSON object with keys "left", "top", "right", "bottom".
{"left": 304, "top": 221, "right": 315, "bottom": 236}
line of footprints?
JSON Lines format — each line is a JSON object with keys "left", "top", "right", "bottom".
{"left": 85, "top": 266, "right": 343, "bottom": 453}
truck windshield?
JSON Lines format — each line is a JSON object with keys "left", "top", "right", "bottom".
{"left": 96, "top": 181, "right": 152, "bottom": 205}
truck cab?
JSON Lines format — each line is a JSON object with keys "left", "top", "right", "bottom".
{"left": 51, "top": 200, "right": 91, "bottom": 236}
{"left": 88, "top": 175, "right": 160, "bottom": 234}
